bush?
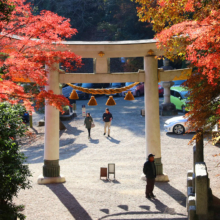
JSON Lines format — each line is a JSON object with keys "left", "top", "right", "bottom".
{"left": 62, "top": 105, "right": 69, "bottom": 111}
{"left": 0, "top": 103, "right": 32, "bottom": 220}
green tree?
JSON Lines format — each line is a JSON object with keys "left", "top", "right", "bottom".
{"left": 0, "top": 0, "right": 14, "bottom": 22}
{"left": 0, "top": 103, "right": 32, "bottom": 220}
{"left": 29, "top": 0, "right": 154, "bottom": 41}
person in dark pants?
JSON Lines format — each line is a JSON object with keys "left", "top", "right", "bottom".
{"left": 102, "top": 108, "right": 113, "bottom": 137}
{"left": 84, "top": 113, "right": 93, "bottom": 139}
{"left": 143, "top": 153, "right": 157, "bottom": 198}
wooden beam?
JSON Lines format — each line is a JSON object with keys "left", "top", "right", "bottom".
{"left": 59, "top": 68, "right": 191, "bottom": 84}
{"left": 158, "top": 68, "right": 192, "bottom": 82}
{"left": 59, "top": 71, "right": 145, "bottom": 83}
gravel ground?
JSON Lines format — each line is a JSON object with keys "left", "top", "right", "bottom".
{"left": 14, "top": 96, "right": 220, "bottom": 220}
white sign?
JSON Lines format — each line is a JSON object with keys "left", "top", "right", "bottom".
{"left": 82, "top": 105, "right": 86, "bottom": 117}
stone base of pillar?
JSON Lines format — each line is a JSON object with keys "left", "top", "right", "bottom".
{"left": 60, "top": 111, "right": 76, "bottom": 121}
{"left": 37, "top": 174, "right": 66, "bottom": 184}
{"left": 43, "top": 159, "right": 60, "bottom": 177}
{"left": 140, "top": 173, "right": 169, "bottom": 182}
{"left": 154, "top": 158, "right": 163, "bottom": 175}
{"left": 155, "top": 174, "right": 169, "bottom": 182}
{"left": 159, "top": 103, "right": 178, "bottom": 116}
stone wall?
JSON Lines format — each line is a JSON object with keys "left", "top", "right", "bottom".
{"left": 186, "top": 146, "right": 213, "bottom": 220}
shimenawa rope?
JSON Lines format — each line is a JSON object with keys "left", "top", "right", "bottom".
{"left": 66, "top": 82, "right": 139, "bottom": 95}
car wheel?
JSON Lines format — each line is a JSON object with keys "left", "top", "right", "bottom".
{"left": 136, "top": 91, "right": 140, "bottom": 97}
{"left": 182, "top": 106, "right": 186, "bottom": 114}
{"left": 173, "top": 124, "right": 185, "bottom": 135}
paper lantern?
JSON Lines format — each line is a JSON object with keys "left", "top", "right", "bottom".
{"left": 87, "top": 96, "right": 98, "bottom": 106}
{"left": 69, "top": 90, "right": 79, "bottom": 99}
{"left": 124, "top": 91, "right": 135, "bottom": 101}
{"left": 106, "top": 96, "right": 116, "bottom": 106}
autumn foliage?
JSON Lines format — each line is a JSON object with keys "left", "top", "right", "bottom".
{"left": 0, "top": 0, "right": 82, "bottom": 112}
{"left": 135, "top": 0, "right": 220, "bottom": 136}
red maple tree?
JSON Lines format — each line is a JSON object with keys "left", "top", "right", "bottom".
{"left": 0, "top": 0, "right": 82, "bottom": 112}
{"left": 135, "top": 0, "right": 220, "bottom": 139}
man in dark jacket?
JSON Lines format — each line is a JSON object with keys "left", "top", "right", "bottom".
{"left": 102, "top": 108, "right": 113, "bottom": 137}
{"left": 143, "top": 153, "right": 157, "bottom": 198}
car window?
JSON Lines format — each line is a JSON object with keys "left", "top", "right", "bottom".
{"left": 82, "top": 83, "right": 93, "bottom": 88}
{"left": 173, "top": 80, "right": 186, "bottom": 85}
{"left": 180, "top": 91, "right": 189, "bottom": 99}
{"left": 112, "top": 83, "right": 123, "bottom": 87}
{"left": 174, "top": 91, "right": 181, "bottom": 98}
{"left": 102, "top": 83, "right": 110, "bottom": 87}
{"left": 95, "top": 84, "right": 102, "bottom": 88}
{"left": 125, "top": 82, "right": 133, "bottom": 86}
{"left": 170, "top": 90, "right": 175, "bottom": 96}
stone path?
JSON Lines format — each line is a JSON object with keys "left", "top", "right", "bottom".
{"left": 14, "top": 96, "right": 220, "bottom": 220}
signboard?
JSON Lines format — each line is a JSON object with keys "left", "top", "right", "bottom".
{"left": 82, "top": 105, "right": 86, "bottom": 117}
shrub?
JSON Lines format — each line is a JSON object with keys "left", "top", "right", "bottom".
{"left": 0, "top": 103, "right": 32, "bottom": 220}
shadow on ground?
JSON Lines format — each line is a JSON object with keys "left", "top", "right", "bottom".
{"left": 21, "top": 118, "right": 89, "bottom": 164}
{"left": 166, "top": 133, "right": 195, "bottom": 140}
{"left": 156, "top": 182, "right": 186, "bottom": 207}
{"left": 23, "top": 142, "right": 88, "bottom": 164}
{"left": 211, "top": 194, "right": 220, "bottom": 220}
{"left": 101, "top": 179, "right": 120, "bottom": 184}
{"left": 98, "top": 198, "right": 187, "bottom": 220}
{"left": 47, "top": 184, "right": 92, "bottom": 220}
{"left": 60, "top": 121, "right": 84, "bottom": 137}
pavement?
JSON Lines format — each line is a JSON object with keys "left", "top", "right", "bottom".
{"left": 14, "top": 96, "right": 220, "bottom": 220}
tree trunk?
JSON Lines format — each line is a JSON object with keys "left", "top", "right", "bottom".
{"left": 196, "top": 130, "right": 204, "bottom": 163}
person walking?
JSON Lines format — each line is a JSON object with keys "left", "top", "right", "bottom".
{"left": 84, "top": 113, "right": 93, "bottom": 139}
{"left": 103, "top": 108, "right": 113, "bottom": 137}
{"left": 143, "top": 153, "right": 157, "bottom": 198}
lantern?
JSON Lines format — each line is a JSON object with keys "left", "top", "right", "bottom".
{"left": 106, "top": 96, "right": 116, "bottom": 106}
{"left": 87, "top": 95, "right": 98, "bottom": 106}
{"left": 124, "top": 91, "right": 135, "bottom": 101}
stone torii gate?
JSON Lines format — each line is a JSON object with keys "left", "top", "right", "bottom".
{"left": 37, "top": 40, "right": 190, "bottom": 184}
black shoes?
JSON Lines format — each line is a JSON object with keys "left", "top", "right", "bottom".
{"left": 146, "top": 194, "right": 151, "bottom": 199}
{"left": 146, "top": 193, "right": 156, "bottom": 198}
{"left": 151, "top": 193, "right": 156, "bottom": 198}
{"left": 103, "top": 133, "right": 110, "bottom": 137}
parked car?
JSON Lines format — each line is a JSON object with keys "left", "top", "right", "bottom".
{"left": 165, "top": 115, "right": 214, "bottom": 135}
{"left": 158, "top": 84, "right": 164, "bottom": 97}
{"left": 122, "top": 82, "right": 144, "bottom": 97}
{"left": 105, "top": 82, "right": 125, "bottom": 96}
{"left": 172, "top": 80, "right": 186, "bottom": 86}
{"left": 164, "top": 116, "right": 189, "bottom": 134}
{"left": 170, "top": 86, "right": 189, "bottom": 113}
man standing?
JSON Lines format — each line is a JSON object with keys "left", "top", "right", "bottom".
{"left": 143, "top": 153, "right": 157, "bottom": 198}
{"left": 103, "top": 108, "right": 113, "bottom": 137}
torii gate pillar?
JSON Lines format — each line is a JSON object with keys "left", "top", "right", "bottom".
{"left": 37, "top": 63, "right": 65, "bottom": 184}
{"left": 144, "top": 55, "right": 169, "bottom": 181}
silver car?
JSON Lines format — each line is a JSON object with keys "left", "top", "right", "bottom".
{"left": 164, "top": 116, "right": 189, "bottom": 135}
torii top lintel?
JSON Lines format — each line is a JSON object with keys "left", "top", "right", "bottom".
{"left": 57, "top": 39, "right": 163, "bottom": 58}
